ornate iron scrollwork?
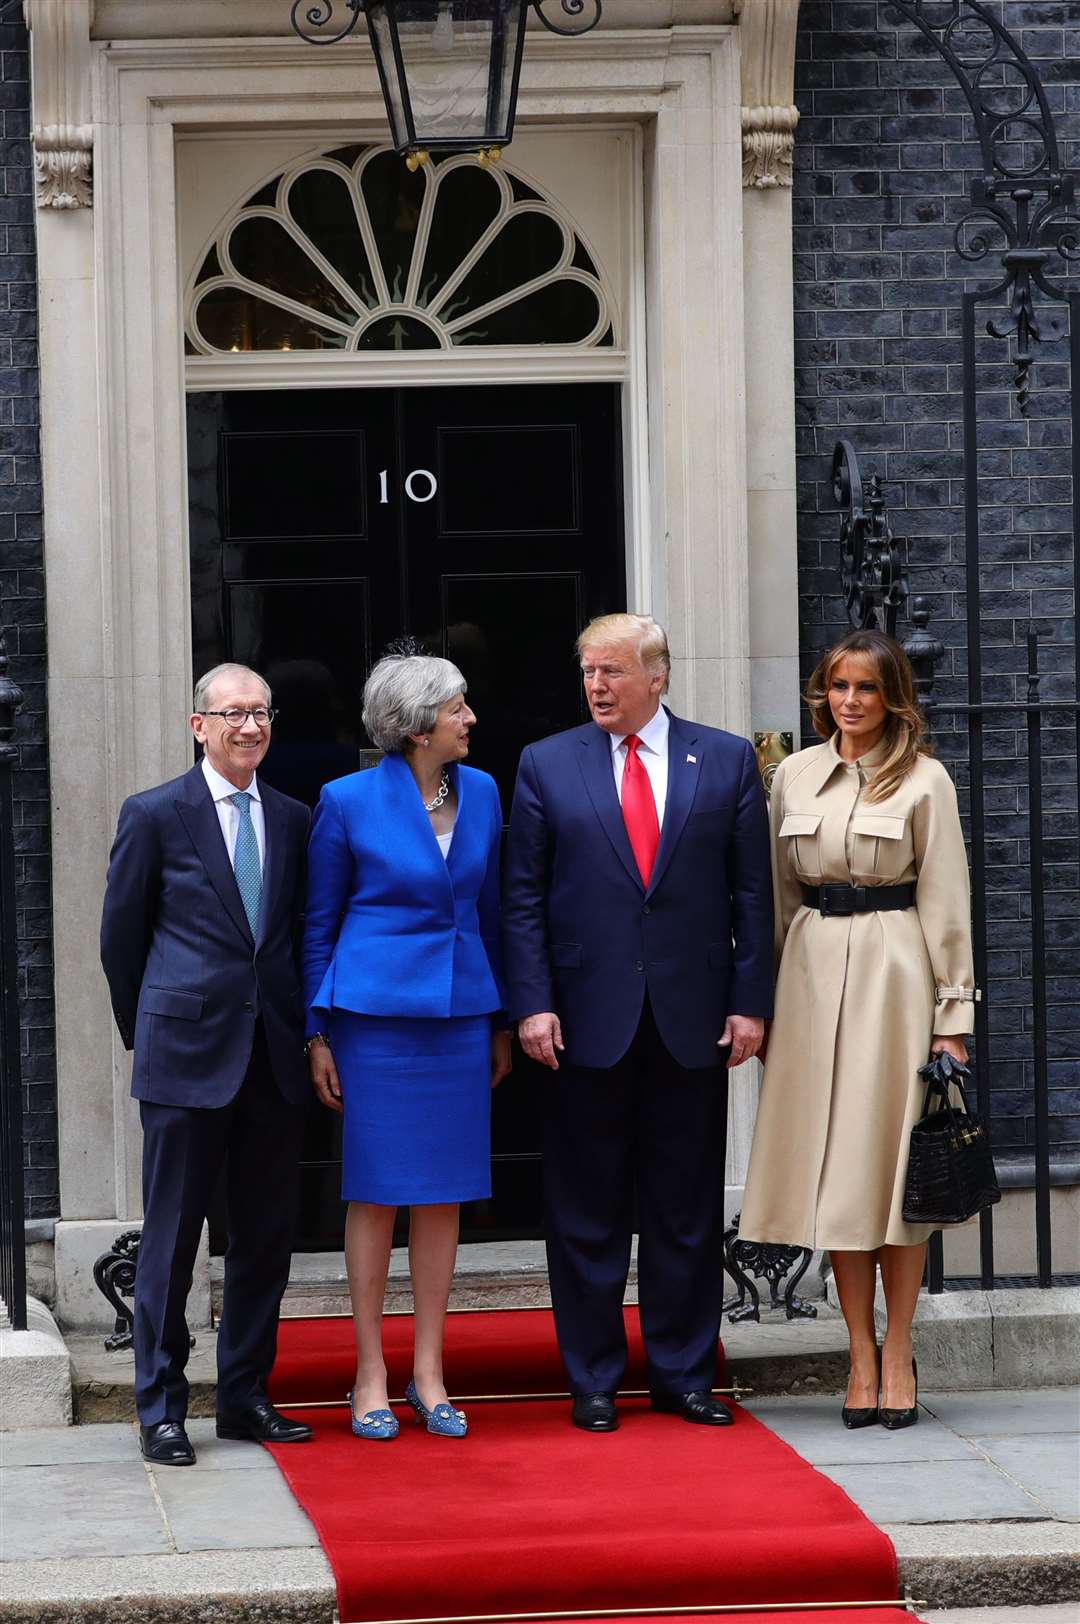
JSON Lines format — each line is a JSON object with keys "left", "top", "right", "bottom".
{"left": 290, "top": 0, "right": 364, "bottom": 44}
{"left": 722, "top": 1212, "right": 817, "bottom": 1324}
{"left": 832, "top": 438, "right": 908, "bottom": 638}
{"left": 290, "top": 0, "right": 602, "bottom": 45}
{"left": 532, "top": 0, "right": 602, "bottom": 36}
{"left": 885, "top": 2, "right": 1079, "bottom": 415}
{"left": 93, "top": 1229, "right": 142, "bottom": 1351}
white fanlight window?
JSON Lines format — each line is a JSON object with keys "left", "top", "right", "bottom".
{"left": 185, "top": 145, "right": 615, "bottom": 355}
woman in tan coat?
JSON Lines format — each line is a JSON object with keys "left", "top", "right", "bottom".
{"left": 739, "top": 630, "right": 977, "bottom": 1430}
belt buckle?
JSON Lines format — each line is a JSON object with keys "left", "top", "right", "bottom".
{"left": 820, "top": 884, "right": 855, "bottom": 917}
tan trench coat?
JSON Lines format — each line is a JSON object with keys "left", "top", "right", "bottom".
{"left": 738, "top": 734, "right": 978, "bottom": 1251}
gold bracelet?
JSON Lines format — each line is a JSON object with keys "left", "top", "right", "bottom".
{"left": 304, "top": 1032, "right": 330, "bottom": 1055}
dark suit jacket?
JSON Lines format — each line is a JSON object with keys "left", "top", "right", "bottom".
{"left": 100, "top": 762, "right": 310, "bottom": 1108}
{"left": 503, "top": 709, "right": 774, "bottom": 1070}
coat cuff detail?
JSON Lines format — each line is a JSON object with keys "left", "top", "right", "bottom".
{"left": 934, "top": 986, "right": 980, "bottom": 1004}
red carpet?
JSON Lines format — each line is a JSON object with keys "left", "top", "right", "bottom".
{"left": 269, "top": 1306, "right": 691, "bottom": 1406}
{"left": 267, "top": 1311, "right": 917, "bottom": 1624}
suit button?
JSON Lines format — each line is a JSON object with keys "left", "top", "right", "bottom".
{"left": 635, "top": 960, "right": 644, "bottom": 972}
{"left": 243, "top": 1002, "right": 254, "bottom": 1013}
{"left": 643, "top": 905, "right": 651, "bottom": 915}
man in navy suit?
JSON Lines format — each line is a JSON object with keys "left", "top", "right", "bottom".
{"left": 504, "top": 614, "right": 773, "bottom": 1431}
{"left": 100, "top": 664, "right": 313, "bottom": 1465}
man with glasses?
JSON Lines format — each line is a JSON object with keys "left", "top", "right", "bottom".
{"left": 101, "top": 663, "right": 313, "bottom": 1465}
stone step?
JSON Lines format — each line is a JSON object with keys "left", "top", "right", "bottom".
{"left": 1, "top": 1524, "right": 1077, "bottom": 1622}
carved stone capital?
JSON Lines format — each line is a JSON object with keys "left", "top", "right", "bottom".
{"left": 733, "top": 0, "right": 801, "bottom": 189}
{"left": 27, "top": 0, "right": 94, "bottom": 209}
{"left": 741, "top": 104, "right": 799, "bottom": 189}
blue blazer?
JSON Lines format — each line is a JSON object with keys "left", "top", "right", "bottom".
{"left": 502, "top": 709, "right": 774, "bottom": 1070}
{"left": 302, "top": 754, "right": 504, "bottom": 1031}
{"left": 99, "top": 763, "right": 310, "bottom": 1108}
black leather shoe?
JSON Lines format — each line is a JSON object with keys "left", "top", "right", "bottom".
{"left": 650, "top": 1389, "right": 734, "bottom": 1426}
{"left": 841, "top": 1404, "right": 880, "bottom": 1430}
{"left": 216, "top": 1400, "right": 313, "bottom": 1444}
{"left": 140, "top": 1420, "right": 196, "bottom": 1466}
{"left": 571, "top": 1392, "right": 618, "bottom": 1432}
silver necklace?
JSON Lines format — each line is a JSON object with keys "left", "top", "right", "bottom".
{"left": 424, "top": 771, "right": 450, "bottom": 813}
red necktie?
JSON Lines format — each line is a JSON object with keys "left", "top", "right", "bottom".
{"left": 621, "top": 735, "right": 660, "bottom": 887}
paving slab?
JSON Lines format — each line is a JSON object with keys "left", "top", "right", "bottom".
{"left": 150, "top": 1456, "right": 319, "bottom": 1552}
{"left": 970, "top": 1432, "right": 1080, "bottom": 1521}
{"left": 824, "top": 1456, "right": 1051, "bottom": 1524}
{"left": 746, "top": 1395, "right": 979, "bottom": 1464}
{"left": 927, "top": 1609, "right": 1080, "bottom": 1623}
{"left": 181, "top": 1421, "right": 281, "bottom": 1470}
{"left": 920, "top": 1387, "right": 1080, "bottom": 1436}
{"left": 0, "top": 1422, "right": 136, "bottom": 1468}
{"left": 0, "top": 1460, "right": 170, "bottom": 1562}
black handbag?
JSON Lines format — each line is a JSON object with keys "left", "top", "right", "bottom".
{"left": 901, "top": 1051, "right": 1001, "bottom": 1226}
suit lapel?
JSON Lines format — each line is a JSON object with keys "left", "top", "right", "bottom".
{"left": 578, "top": 726, "right": 642, "bottom": 890}
{"left": 256, "top": 781, "right": 286, "bottom": 948}
{"left": 646, "top": 711, "right": 702, "bottom": 897}
{"left": 175, "top": 764, "right": 254, "bottom": 947}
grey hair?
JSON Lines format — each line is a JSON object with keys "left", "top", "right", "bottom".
{"left": 362, "top": 654, "right": 467, "bottom": 754}
{"left": 193, "top": 663, "right": 271, "bottom": 714}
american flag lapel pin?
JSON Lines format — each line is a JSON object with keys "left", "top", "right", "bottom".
{"left": 687, "top": 753, "right": 696, "bottom": 764}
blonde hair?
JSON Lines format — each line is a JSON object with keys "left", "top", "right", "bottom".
{"left": 805, "top": 630, "right": 930, "bottom": 804}
{"left": 576, "top": 613, "right": 670, "bottom": 691}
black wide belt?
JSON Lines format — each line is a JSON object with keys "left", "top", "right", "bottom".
{"left": 801, "top": 882, "right": 916, "bottom": 917}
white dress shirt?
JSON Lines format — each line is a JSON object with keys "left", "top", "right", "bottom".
{"left": 202, "top": 756, "right": 266, "bottom": 872}
{"left": 609, "top": 704, "right": 669, "bottom": 828}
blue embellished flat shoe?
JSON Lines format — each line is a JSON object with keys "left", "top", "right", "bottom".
{"left": 404, "top": 1378, "right": 467, "bottom": 1438}
{"left": 348, "top": 1390, "right": 399, "bottom": 1441}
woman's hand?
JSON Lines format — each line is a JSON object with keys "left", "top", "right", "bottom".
{"left": 491, "top": 1029, "right": 513, "bottom": 1089}
{"left": 930, "top": 1034, "right": 969, "bottom": 1066}
{"left": 308, "top": 1038, "right": 344, "bottom": 1113}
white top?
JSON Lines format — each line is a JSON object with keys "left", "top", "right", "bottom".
{"left": 609, "top": 703, "right": 669, "bottom": 827}
{"left": 201, "top": 756, "right": 266, "bottom": 871}
{"left": 436, "top": 830, "right": 454, "bottom": 860}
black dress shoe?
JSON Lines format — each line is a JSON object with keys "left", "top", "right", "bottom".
{"left": 841, "top": 1405, "right": 880, "bottom": 1430}
{"left": 140, "top": 1420, "right": 196, "bottom": 1466}
{"left": 216, "top": 1400, "right": 313, "bottom": 1444}
{"left": 650, "top": 1389, "right": 734, "bottom": 1426}
{"left": 571, "top": 1392, "right": 618, "bottom": 1432}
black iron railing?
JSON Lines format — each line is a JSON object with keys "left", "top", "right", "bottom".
{"left": 833, "top": 443, "right": 1074, "bottom": 1293}
{"left": 826, "top": 1, "right": 1078, "bottom": 1294}
{"left": 0, "top": 633, "right": 26, "bottom": 1330}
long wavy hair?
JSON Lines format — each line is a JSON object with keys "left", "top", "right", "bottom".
{"left": 805, "top": 630, "right": 930, "bottom": 804}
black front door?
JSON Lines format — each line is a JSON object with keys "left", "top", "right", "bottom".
{"left": 187, "top": 383, "right": 625, "bottom": 1246}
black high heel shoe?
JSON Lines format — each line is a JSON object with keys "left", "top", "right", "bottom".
{"left": 841, "top": 1350, "right": 881, "bottom": 1430}
{"left": 880, "top": 1358, "right": 919, "bottom": 1430}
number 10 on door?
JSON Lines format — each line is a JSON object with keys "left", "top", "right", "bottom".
{"left": 378, "top": 469, "right": 438, "bottom": 505}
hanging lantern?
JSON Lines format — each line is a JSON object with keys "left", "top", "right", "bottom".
{"left": 291, "top": 2, "right": 602, "bottom": 165}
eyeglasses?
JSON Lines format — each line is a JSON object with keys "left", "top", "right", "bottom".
{"left": 198, "top": 708, "right": 276, "bottom": 727}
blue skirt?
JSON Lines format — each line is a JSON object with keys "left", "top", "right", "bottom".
{"left": 330, "top": 1012, "right": 493, "bottom": 1205}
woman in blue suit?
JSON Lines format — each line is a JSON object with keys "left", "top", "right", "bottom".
{"left": 304, "top": 650, "right": 511, "bottom": 1441}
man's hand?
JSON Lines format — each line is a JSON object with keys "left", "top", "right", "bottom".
{"left": 491, "top": 1029, "right": 513, "bottom": 1089}
{"left": 718, "top": 1014, "right": 765, "bottom": 1069}
{"left": 308, "top": 1039, "right": 343, "bottom": 1113}
{"left": 518, "top": 1012, "right": 564, "bottom": 1070}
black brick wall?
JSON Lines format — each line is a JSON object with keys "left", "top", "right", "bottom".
{"left": 793, "top": 1, "right": 1080, "bottom": 1162}
{"left": 0, "top": 20, "right": 56, "bottom": 1219}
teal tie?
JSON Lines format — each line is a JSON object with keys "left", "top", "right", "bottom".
{"left": 228, "top": 791, "right": 262, "bottom": 937}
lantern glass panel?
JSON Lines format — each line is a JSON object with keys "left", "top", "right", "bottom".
{"left": 365, "top": 1, "right": 528, "bottom": 153}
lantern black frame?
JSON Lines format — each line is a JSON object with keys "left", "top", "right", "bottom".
{"left": 289, "top": 1, "right": 603, "bottom": 157}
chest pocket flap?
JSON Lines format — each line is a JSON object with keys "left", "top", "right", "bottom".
{"left": 778, "top": 812, "right": 822, "bottom": 838}
{"left": 850, "top": 813, "right": 906, "bottom": 840}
